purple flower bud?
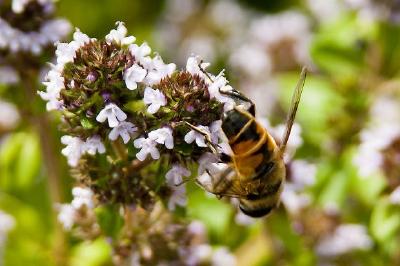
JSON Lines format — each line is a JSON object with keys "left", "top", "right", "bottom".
{"left": 86, "top": 71, "right": 98, "bottom": 83}
{"left": 186, "top": 105, "right": 195, "bottom": 112}
{"left": 101, "top": 91, "right": 112, "bottom": 102}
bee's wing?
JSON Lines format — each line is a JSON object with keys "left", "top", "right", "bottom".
{"left": 196, "top": 168, "right": 248, "bottom": 198}
{"left": 279, "top": 67, "right": 307, "bottom": 154}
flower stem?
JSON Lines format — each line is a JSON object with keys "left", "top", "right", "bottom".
{"left": 20, "top": 68, "right": 67, "bottom": 266}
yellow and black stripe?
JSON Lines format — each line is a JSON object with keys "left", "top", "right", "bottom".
{"left": 221, "top": 107, "right": 284, "bottom": 217}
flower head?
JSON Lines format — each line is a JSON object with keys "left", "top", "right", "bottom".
{"left": 61, "top": 135, "right": 84, "bottom": 167}
{"left": 133, "top": 137, "right": 160, "bottom": 161}
{"left": 84, "top": 136, "right": 106, "bottom": 155}
{"left": 145, "top": 56, "right": 176, "bottom": 85}
{"left": 124, "top": 64, "right": 147, "bottom": 90}
{"left": 71, "top": 187, "right": 95, "bottom": 209}
{"left": 129, "top": 42, "right": 152, "bottom": 66}
{"left": 108, "top": 121, "right": 138, "bottom": 144}
{"left": 166, "top": 164, "right": 191, "bottom": 185}
{"left": 168, "top": 184, "right": 187, "bottom": 210}
{"left": 105, "top": 21, "right": 136, "bottom": 45}
{"left": 184, "top": 126, "right": 210, "bottom": 147}
{"left": 96, "top": 103, "right": 127, "bottom": 128}
{"left": 148, "top": 127, "right": 174, "bottom": 149}
{"left": 143, "top": 87, "right": 167, "bottom": 114}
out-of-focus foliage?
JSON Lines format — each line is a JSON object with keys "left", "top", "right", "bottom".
{"left": 1, "top": 0, "right": 400, "bottom": 265}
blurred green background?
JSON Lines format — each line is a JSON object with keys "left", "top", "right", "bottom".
{"left": 1, "top": 0, "right": 400, "bottom": 265}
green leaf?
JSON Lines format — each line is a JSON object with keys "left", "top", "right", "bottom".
{"left": 15, "top": 133, "right": 41, "bottom": 189}
{"left": 96, "top": 205, "right": 124, "bottom": 239}
{"left": 70, "top": 238, "right": 112, "bottom": 266}
{"left": 81, "top": 116, "right": 96, "bottom": 130}
{"left": 370, "top": 199, "right": 400, "bottom": 243}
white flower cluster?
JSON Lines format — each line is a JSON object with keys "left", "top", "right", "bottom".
{"left": 61, "top": 135, "right": 105, "bottom": 167}
{"left": 39, "top": 29, "right": 92, "bottom": 110}
{"left": 0, "top": 0, "right": 70, "bottom": 55}
{"left": 0, "top": 18, "right": 71, "bottom": 55}
{"left": 353, "top": 96, "right": 400, "bottom": 178}
{"left": 186, "top": 56, "right": 235, "bottom": 111}
{"left": 133, "top": 57, "right": 227, "bottom": 163}
{"left": 316, "top": 224, "right": 373, "bottom": 257}
{"left": 57, "top": 187, "right": 95, "bottom": 230}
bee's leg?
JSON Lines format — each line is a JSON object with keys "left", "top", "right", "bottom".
{"left": 219, "top": 152, "right": 232, "bottom": 163}
{"left": 185, "top": 122, "right": 219, "bottom": 155}
{"left": 219, "top": 88, "right": 256, "bottom": 116}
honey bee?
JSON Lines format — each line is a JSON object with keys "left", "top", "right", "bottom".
{"left": 196, "top": 67, "right": 307, "bottom": 217}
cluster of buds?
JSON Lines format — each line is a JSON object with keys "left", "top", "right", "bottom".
{"left": 39, "top": 21, "right": 236, "bottom": 210}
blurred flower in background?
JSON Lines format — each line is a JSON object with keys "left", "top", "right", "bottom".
{"left": 0, "top": 0, "right": 400, "bottom": 265}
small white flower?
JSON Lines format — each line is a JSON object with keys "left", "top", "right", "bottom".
{"left": 61, "top": 135, "right": 84, "bottom": 167}
{"left": 184, "top": 126, "right": 210, "bottom": 147}
{"left": 72, "top": 29, "right": 91, "bottom": 47}
{"left": 96, "top": 103, "right": 127, "bottom": 127}
{"left": 290, "top": 160, "right": 317, "bottom": 189}
{"left": 281, "top": 184, "right": 311, "bottom": 215}
{"left": 71, "top": 187, "right": 94, "bottom": 209}
{"left": 148, "top": 127, "right": 174, "bottom": 149}
{"left": 83, "top": 135, "right": 106, "bottom": 155}
{"left": 197, "top": 152, "right": 219, "bottom": 175}
{"left": 57, "top": 204, "right": 75, "bottom": 230}
{"left": 40, "top": 68, "right": 64, "bottom": 110}
{"left": 56, "top": 186, "right": 95, "bottom": 231}
{"left": 0, "top": 66, "right": 19, "bottom": 84}
{"left": 207, "top": 73, "right": 235, "bottom": 111}
{"left": 105, "top": 21, "right": 136, "bottom": 45}
{"left": 209, "top": 120, "right": 222, "bottom": 144}
{"left": 186, "top": 244, "right": 213, "bottom": 266}
{"left": 124, "top": 64, "right": 147, "bottom": 90}
{"left": 168, "top": 184, "right": 187, "bottom": 210}
{"left": 0, "top": 100, "right": 20, "bottom": 130}
{"left": 143, "top": 87, "right": 167, "bottom": 114}
{"left": 235, "top": 211, "right": 256, "bottom": 226}
{"left": 129, "top": 42, "right": 152, "bottom": 66}
{"left": 186, "top": 56, "right": 210, "bottom": 76}
{"left": 55, "top": 29, "right": 90, "bottom": 67}
{"left": 273, "top": 123, "right": 303, "bottom": 162}
{"left": 133, "top": 137, "right": 160, "bottom": 161}
{"left": 108, "top": 121, "right": 137, "bottom": 144}
{"left": 187, "top": 220, "right": 206, "bottom": 236}
{"left": 390, "top": 186, "right": 400, "bottom": 205}
{"left": 0, "top": 210, "right": 15, "bottom": 245}
{"left": 144, "top": 56, "right": 176, "bottom": 85}
{"left": 166, "top": 164, "right": 191, "bottom": 185}
{"left": 211, "top": 248, "right": 236, "bottom": 266}
{"left": 316, "top": 224, "right": 373, "bottom": 257}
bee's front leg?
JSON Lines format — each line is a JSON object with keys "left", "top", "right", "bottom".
{"left": 185, "top": 122, "right": 219, "bottom": 155}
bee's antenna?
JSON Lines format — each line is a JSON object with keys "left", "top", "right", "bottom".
{"left": 279, "top": 67, "right": 307, "bottom": 154}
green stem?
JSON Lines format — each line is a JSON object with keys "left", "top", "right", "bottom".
{"left": 20, "top": 69, "right": 67, "bottom": 266}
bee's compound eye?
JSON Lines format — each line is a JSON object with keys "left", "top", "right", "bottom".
{"left": 239, "top": 204, "right": 273, "bottom": 218}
